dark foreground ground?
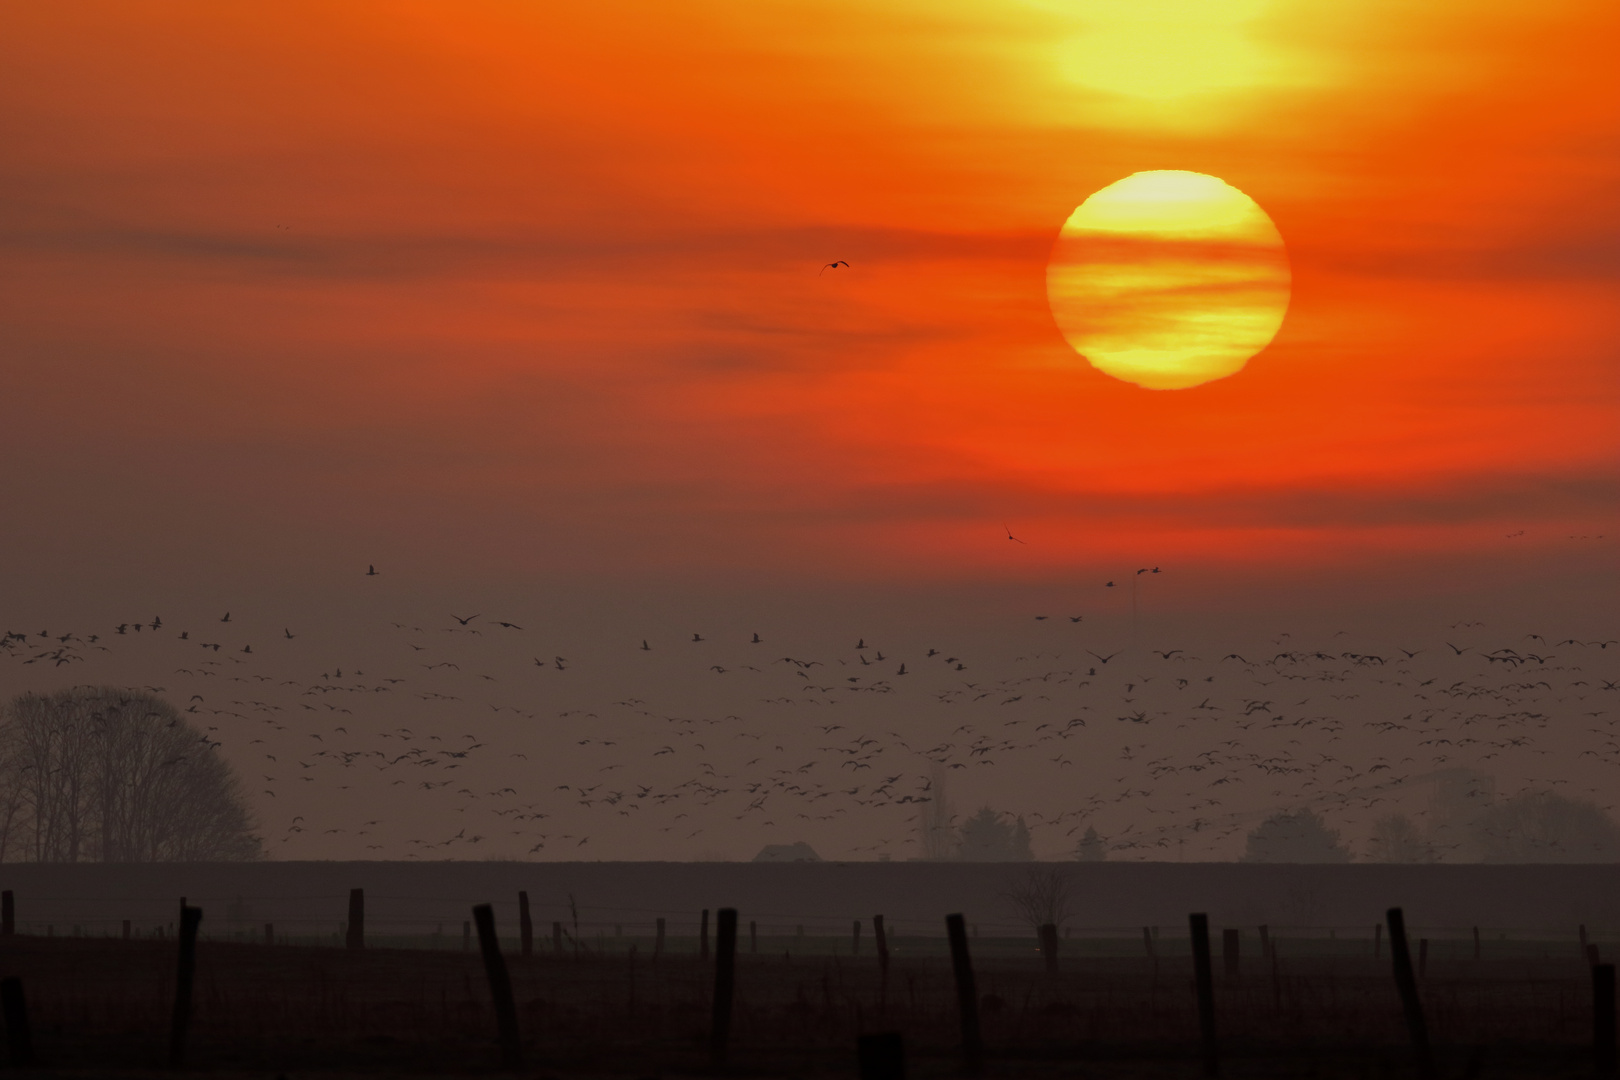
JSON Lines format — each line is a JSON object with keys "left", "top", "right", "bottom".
{"left": 0, "top": 933, "right": 1610, "bottom": 1079}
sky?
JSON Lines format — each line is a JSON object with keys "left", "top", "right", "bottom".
{"left": 0, "top": 1, "right": 1616, "bottom": 862}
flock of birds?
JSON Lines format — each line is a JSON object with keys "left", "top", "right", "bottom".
{"left": 2, "top": 570, "right": 1617, "bottom": 862}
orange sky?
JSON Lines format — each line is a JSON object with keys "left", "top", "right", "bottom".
{"left": 1, "top": 0, "right": 1616, "bottom": 596}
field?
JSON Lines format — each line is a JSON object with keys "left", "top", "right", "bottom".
{"left": 0, "top": 928, "right": 1610, "bottom": 1078}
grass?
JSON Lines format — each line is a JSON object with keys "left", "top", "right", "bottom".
{"left": 0, "top": 933, "right": 1608, "bottom": 1076}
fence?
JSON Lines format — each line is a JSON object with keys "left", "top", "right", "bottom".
{"left": 0, "top": 886, "right": 1612, "bottom": 961}
{"left": 0, "top": 893, "right": 1613, "bottom": 1075}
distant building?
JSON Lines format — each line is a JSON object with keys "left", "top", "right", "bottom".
{"left": 752, "top": 841, "right": 821, "bottom": 862}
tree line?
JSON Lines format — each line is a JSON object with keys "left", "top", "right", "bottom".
{"left": 0, "top": 687, "right": 260, "bottom": 862}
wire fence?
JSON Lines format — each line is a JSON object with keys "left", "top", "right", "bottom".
{"left": 4, "top": 891, "right": 1612, "bottom": 962}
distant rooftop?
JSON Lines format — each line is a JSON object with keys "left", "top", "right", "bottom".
{"left": 752, "top": 841, "right": 821, "bottom": 863}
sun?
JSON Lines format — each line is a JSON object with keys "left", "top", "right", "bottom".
{"left": 1046, "top": 170, "right": 1291, "bottom": 390}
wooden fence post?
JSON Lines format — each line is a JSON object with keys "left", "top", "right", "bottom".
{"left": 0, "top": 978, "right": 27, "bottom": 1068}
{"left": 1189, "top": 913, "right": 1218, "bottom": 1076}
{"left": 472, "top": 904, "right": 522, "bottom": 1069}
{"left": 1222, "top": 927, "right": 1240, "bottom": 978}
{"left": 169, "top": 904, "right": 202, "bottom": 1068}
{"left": 1386, "top": 907, "right": 1435, "bottom": 1079}
{"left": 346, "top": 888, "right": 364, "bottom": 949}
{"left": 1038, "top": 923, "right": 1059, "bottom": 974}
{"left": 945, "top": 913, "right": 982, "bottom": 1074}
{"left": 654, "top": 917, "right": 665, "bottom": 962}
{"left": 518, "top": 891, "right": 533, "bottom": 958}
{"left": 1595, "top": 963, "right": 1617, "bottom": 1077}
{"left": 853, "top": 919, "right": 861, "bottom": 955}
{"left": 874, "top": 914, "right": 890, "bottom": 1009}
{"left": 0, "top": 977, "right": 32, "bottom": 1066}
{"left": 1, "top": 891, "right": 12, "bottom": 937}
{"left": 710, "top": 908, "right": 738, "bottom": 1065}
{"left": 700, "top": 909, "right": 710, "bottom": 961}
{"left": 857, "top": 1031, "right": 905, "bottom": 1080}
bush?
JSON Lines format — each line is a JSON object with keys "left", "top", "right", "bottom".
{"left": 1241, "top": 808, "right": 1351, "bottom": 863}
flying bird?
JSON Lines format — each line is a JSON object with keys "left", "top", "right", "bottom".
{"left": 820, "top": 260, "right": 849, "bottom": 275}
{"left": 1004, "top": 523, "right": 1026, "bottom": 544}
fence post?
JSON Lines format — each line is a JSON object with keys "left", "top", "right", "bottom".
{"left": 700, "top": 909, "right": 710, "bottom": 961}
{"left": 346, "top": 888, "right": 364, "bottom": 949}
{"left": 1038, "top": 923, "right": 1059, "bottom": 974}
{"left": 654, "top": 917, "right": 665, "bottom": 962}
{"left": 853, "top": 919, "right": 861, "bottom": 955}
{"left": 857, "top": 1031, "right": 905, "bottom": 1080}
{"left": 1222, "top": 927, "right": 1240, "bottom": 978}
{"left": 1190, "top": 913, "right": 1218, "bottom": 1076}
{"left": 1143, "top": 925, "right": 1156, "bottom": 960}
{"left": 169, "top": 904, "right": 202, "bottom": 1068}
{"left": 1, "top": 891, "right": 12, "bottom": 937}
{"left": 945, "top": 913, "right": 982, "bottom": 1074}
{"left": 472, "top": 904, "right": 523, "bottom": 1069}
{"left": 710, "top": 908, "right": 738, "bottom": 1065}
{"left": 518, "top": 891, "right": 532, "bottom": 958}
{"left": 0, "top": 977, "right": 31, "bottom": 1066}
{"left": 874, "top": 914, "right": 890, "bottom": 1009}
{"left": 1595, "top": 963, "right": 1617, "bottom": 1077}
{"left": 1386, "top": 907, "right": 1435, "bottom": 1079}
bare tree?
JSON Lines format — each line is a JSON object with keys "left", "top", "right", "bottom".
{"left": 1366, "top": 813, "right": 1436, "bottom": 863}
{"left": 0, "top": 687, "right": 260, "bottom": 862}
{"left": 1473, "top": 791, "right": 1620, "bottom": 862}
{"left": 1002, "top": 864, "right": 1074, "bottom": 930}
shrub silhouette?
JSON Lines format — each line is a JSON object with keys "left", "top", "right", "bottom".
{"left": 1241, "top": 808, "right": 1351, "bottom": 863}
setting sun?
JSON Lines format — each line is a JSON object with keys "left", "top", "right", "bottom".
{"left": 1046, "top": 170, "right": 1291, "bottom": 390}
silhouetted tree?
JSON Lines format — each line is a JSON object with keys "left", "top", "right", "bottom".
{"left": 1472, "top": 791, "right": 1620, "bottom": 862}
{"left": 1366, "top": 813, "right": 1436, "bottom": 863}
{"left": 1074, "top": 825, "right": 1107, "bottom": 862}
{"left": 957, "top": 807, "right": 1033, "bottom": 861}
{"left": 0, "top": 687, "right": 260, "bottom": 862}
{"left": 1003, "top": 864, "right": 1073, "bottom": 928}
{"left": 1241, "top": 809, "right": 1351, "bottom": 863}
